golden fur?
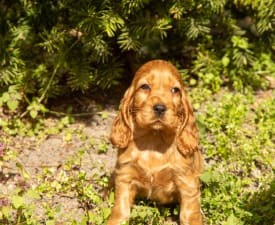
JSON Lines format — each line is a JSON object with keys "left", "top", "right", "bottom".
{"left": 107, "top": 60, "right": 204, "bottom": 225}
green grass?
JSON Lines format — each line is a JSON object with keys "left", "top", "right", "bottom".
{"left": 0, "top": 88, "right": 274, "bottom": 225}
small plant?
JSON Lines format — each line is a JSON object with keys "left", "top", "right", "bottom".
{"left": 98, "top": 141, "right": 109, "bottom": 154}
{"left": 0, "top": 85, "right": 22, "bottom": 112}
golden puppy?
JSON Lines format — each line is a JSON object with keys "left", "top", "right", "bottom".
{"left": 108, "top": 60, "right": 204, "bottom": 225}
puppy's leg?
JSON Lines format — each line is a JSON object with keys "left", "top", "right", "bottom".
{"left": 107, "top": 181, "right": 136, "bottom": 225}
{"left": 178, "top": 177, "right": 203, "bottom": 225}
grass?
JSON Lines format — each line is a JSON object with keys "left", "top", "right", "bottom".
{"left": 0, "top": 87, "right": 274, "bottom": 225}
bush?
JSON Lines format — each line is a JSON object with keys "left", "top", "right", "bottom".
{"left": 0, "top": 0, "right": 274, "bottom": 117}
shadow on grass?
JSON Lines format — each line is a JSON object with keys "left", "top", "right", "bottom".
{"left": 244, "top": 179, "right": 275, "bottom": 225}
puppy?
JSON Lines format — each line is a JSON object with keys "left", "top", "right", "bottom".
{"left": 108, "top": 60, "right": 204, "bottom": 225}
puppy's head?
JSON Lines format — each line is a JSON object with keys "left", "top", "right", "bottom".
{"left": 110, "top": 60, "right": 198, "bottom": 155}
{"left": 131, "top": 60, "right": 184, "bottom": 132}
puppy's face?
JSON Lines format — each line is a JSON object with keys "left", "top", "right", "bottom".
{"left": 131, "top": 66, "right": 184, "bottom": 132}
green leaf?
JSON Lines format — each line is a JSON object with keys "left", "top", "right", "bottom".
{"left": 7, "top": 100, "right": 19, "bottom": 111}
{"left": 2, "top": 93, "right": 10, "bottom": 102}
{"left": 26, "top": 189, "right": 41, "bottom": 200}
{"left": 100, "top": 111, "right": 108, "bottom": 119}
{"left": 98, "top": 142, "right": 108, "bottom": 153}
{"left": 200, "top": 171, "right": 212, "bottom": 184}
{"left": 103, "top": 207, "right": 111, "bottom": 219}
{"left": 30, "top": 109, "right": 38, "bottom": 118}
{"left": 64, "top": 132, "right": 72, "bottom": 142}
{"left": 12, "top": 195, "right": 24, "bottom": 209}
{"left": 1, "top": 206, "right": 11, "bottom": 218}
{"left": 109, "top": 191, "right": 115, "bottom": 204}
{"left": 80, "top": 216, "right": 88, "bottom": 225}
{"left": 55, "top": 204, "right": 61, "bottom": 213}
{"left": 189, "top": 78, "right": 197, "bottom": 86}
{"left": 16, "top": 162, "right": 31, "bottom": 180}
{"left": 222, "top": 56, "right": 230, "bottom": 67}
{"left": 46, "top": 220, "right": 55, "bottom": 225}
{"left": 222, "top": 214, "right": 243, "bottom": 225}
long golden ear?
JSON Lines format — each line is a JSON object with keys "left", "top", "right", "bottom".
{"left": 110, "top": 87, "right": 134, "bottom": 149}
{"left": 176, "top": 94, "right": 199, "bottom": 155}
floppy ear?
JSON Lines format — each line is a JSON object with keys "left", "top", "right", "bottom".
{"left": 110, "top": 87, "right": 134, "bottom": 149}
{"left": 176, "top": 94, "right": 199, "bottom": 156}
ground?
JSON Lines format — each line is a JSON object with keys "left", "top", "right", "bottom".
{"left": 0, "top": 90, "right": 123, "bottom": 223}
{"left": 0, "top": 87, "right": 274, "bottom": 224}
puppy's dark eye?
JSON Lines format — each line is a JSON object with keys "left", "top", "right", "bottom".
{"left": 140, "top": 84, "right": 151, "bottom": 90}
{"left": 171, "top": 87, "right": 180, "bottom": 93}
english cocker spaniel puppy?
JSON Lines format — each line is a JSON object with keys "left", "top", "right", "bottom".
{"left": 108, "top": 60, "right": 204, "bottom": 225}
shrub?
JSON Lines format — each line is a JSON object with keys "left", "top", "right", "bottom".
{"left": 0, "top": 0, "right": 274, "bottom": 117}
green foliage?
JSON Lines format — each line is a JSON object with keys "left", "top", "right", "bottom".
{"left": 0, "top": 85, "right": 22, "bottom": 111}
{"left": 197, "top": 90, "right": 274, "bottom": 225}
{"left": 197, "top": 90, "right": 274, "bottom": 167}
{"left": 0, "top": 0, "right": 274, "bottom": 118}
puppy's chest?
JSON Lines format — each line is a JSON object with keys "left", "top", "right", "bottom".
{"left": 129, "top": 149, "right": 180, "bottom": 202}
{"left": 141, "top": 150, "right": 173, "bottom": 169}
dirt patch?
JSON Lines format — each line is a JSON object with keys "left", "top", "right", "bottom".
{"left": 0, "top": 95, "right": 121, "bottom": 223}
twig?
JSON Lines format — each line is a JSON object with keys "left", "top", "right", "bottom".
{"left": 39, "top": 65, "right": 59, "bottom": 103}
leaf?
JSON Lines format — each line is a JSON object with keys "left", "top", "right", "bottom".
{"left": 26, "top": 189, "right": 40, "bottom": 200}
{"left": 1, "top": 206, "right": 11, "bottom": 218}
{"left": 7, "top": 100, "right": 19, "bottom": 111}
{"left": 102, "top": 207, "right": 111, "bottom": 219}
{"left": 222, "top": 214, "right": 243, "bottom": 225}
{"left": 98, "top": 142, "right": 108, "bottom": 153}
{"left": 222, "top": 56, "right": 230, "bottom": 67}
{"left": 2, "top": 92, "right": 10, "bottom": 102}
{"left": 55, "top": 204, "right": 61, "bottom": 213}
{"left": 30, "top": 109, "right": 38, "bottom": 119}
{"left": 12, "top": 195, "right": 24, "bottom": 209}
{"left": 189, "top": 78, "right": 197, "bottom": 86}
{"left": 200, "top": 171, "right": 212, "bottom": 184}
{"left": 46, "top": 220, "right": 55, "bottom": 225}
{"left": 64, "top": 132, "right": 72, "bottom": 142}
{"left": 79, "top": 216, "right": 88, "bottom": 225}
{"left": 100, "top": 111, "right": 108, "bottom": 119}
{"left": 109, "top": 191, "right": 115, "bottom": 204}
{"left": 16, "top": 162, "right": 31, "bottom": 180}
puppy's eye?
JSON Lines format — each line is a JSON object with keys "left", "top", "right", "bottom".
{"left": 171, "top": 87, "right": 180, "bottom": 93}
{"left": 140, "top": 84, "right": 151, "bottom": 90}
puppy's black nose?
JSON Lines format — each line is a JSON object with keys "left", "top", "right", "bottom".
{"left": 153, "top": 104, "right": 166, "bottom": 116}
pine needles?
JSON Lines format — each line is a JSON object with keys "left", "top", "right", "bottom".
{"left": 0, "top": 0, "right": 274, "bottom": 116}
